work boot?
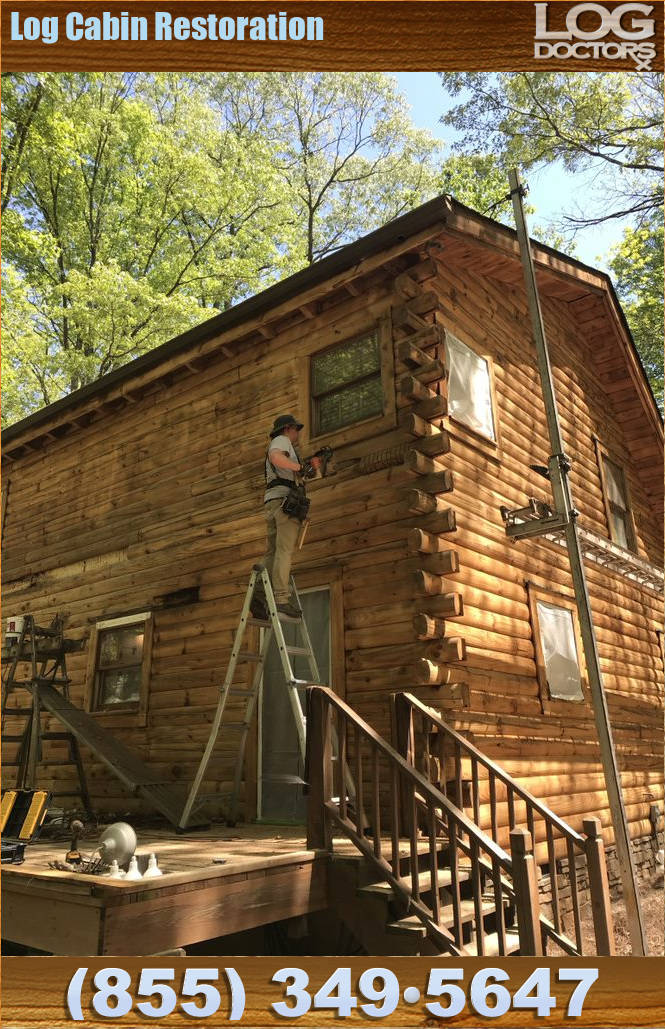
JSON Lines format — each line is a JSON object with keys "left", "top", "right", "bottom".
{"left": 250, "top": 596, "right": 269, "bottom": 621}
{"left": 276, "top": 602, "right": 302, "bottom": 619}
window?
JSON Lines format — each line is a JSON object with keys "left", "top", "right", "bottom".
{"left": 311, "top": 330, "right": 383, "bottom": 435}
{"left": 445, "top": 330, "right": 496, "bottom": 441}
{"left": 527, "top": 586, "right": 585, "bottom": 705}
{"left": 599, "top": 450, "right": 637, "bottom": 552}
{"left": 88, "top": 613, "right": 152, "bottom": 712}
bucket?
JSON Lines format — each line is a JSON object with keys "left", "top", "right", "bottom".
{"left": 5, "top": 616, "right": 25, "bottom": 642}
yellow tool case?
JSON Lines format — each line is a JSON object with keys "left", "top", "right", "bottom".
{"left": 1, "top": 789, "right": 51, "bottom": 864}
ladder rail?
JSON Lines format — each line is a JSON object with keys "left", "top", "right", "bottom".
{"left": 180, "top": 566, "right": 326, "bottom": 829}
{"left": 178, "top": 570, "right": 267, "bottom": 829}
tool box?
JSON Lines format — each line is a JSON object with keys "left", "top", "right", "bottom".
{"left": 1, "top": 789, "right": 52, "bottom": 864}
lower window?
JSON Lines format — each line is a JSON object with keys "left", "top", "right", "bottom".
{"left": 88, "top": 613, "right": 152, "bottom": 712}
{"left": 527, "top": 585, "right": 585, "bottom": 704}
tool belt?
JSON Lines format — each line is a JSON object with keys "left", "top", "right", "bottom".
{"left": 281, "top": 485, "right": 310, "bottom": 521}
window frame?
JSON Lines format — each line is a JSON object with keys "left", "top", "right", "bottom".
{"left": 444, "top": 329, "right": 500, "bottom": 450}
{"left": 594, "top": 439, "right": 638, "bottom": 554}
{"left": 526, "top": 583, "right": 587, "bottom": 712}
{"left": 303, "top": 312, "right": 396, "bottom": 450}
{"left": 85, "top": 612, "right": 152, "bottom": 725}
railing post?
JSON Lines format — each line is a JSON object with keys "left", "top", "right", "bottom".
{"left": 583, "top": 816, "right": 615, "bottom": 955}
{"left": 392, "top": 691, "right": 415, "bottom": 835}
{"left": 510, "top": 828, "right": 544, "bottom": 956}
{"left": 306, "top": 688, "right": 333, "bottom": 851}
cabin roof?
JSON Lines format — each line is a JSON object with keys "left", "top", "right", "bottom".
{"left": 3, "top": 194, "right": 662, "bottom": 499}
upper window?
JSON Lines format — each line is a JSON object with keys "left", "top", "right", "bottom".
{"left": 528, "top": 586, "right": 585, "bottom": 705}
{"left": 311, "top": 330, "right": 383, "bottom": 435}
{"left": 445, "top": 331, "right": 496, "bottom": 441}
{"left": 599, "top": 452, "right": 637, "bottom": 553}
{"left": 89, "top": 613, "right": 151, "bottom": 712}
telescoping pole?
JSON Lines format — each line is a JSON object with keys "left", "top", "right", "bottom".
{"left": 508, "top": 168, "right": 646, "bottom": 956}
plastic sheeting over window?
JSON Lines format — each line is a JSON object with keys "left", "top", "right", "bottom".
{"left": 445, "top": 331, "right": 496, "bottom": 441}
{"left": 536, "top": 600, "right": 584, "bottom": 702}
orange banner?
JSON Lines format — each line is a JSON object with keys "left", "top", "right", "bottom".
{"left": 1, "top": 1, "right": 663, "bottom": 71}
{"left": 2, "top": 956, "right": 665, "bottom": 1027}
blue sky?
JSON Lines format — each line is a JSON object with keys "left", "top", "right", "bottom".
{"left": 392, "top": 72, "right": 627, "bottom": 272}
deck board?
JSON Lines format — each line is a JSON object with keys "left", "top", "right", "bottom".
{"left": 1, "top": 823, "right": 368, "bottom": 954}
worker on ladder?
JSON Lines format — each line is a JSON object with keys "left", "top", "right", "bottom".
{"left": 252, "top": 414, "right": 322, "bottom": 621}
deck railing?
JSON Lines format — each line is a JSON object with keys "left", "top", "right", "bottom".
{"left": 394, "top": 691, "right": 615, "bottom": 955}
{"left": 307, "top": 686, "right": 553, "bottom": 957}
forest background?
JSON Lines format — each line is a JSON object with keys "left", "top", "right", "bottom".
{"left": 1, "top": 71, "right": 662, "bottom": 425}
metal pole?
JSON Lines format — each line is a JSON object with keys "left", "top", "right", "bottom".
{"left": 508, "top": 168, "right": 646, "bottom": 955}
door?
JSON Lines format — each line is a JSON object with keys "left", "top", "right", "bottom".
{"left": 258, "top": 586, "right": 331, "bottom": 823}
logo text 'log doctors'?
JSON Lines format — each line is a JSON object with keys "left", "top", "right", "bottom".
{"left": 534, "top": 3, "right": 656, "bottom": 68}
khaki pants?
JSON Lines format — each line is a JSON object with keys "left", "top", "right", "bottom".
{"left": 261, "top": 498, "right": 301, "bottom": 603}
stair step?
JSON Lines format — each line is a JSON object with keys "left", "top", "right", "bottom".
{"left": 465, "top": 928, "right": 521, "bottom": 957}
{"left": 360, "top": 866, "right": 469, "bottom": 898}
{"left": 386, "top": 898, "right": 497, "bottom": 937}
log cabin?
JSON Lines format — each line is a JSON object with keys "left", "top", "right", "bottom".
{"left": 2, "top": 194, "right": 663, "bottom": 955}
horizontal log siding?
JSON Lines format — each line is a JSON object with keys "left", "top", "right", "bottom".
{"left": 2, "top": 248, "right": 662, "bottom": 844}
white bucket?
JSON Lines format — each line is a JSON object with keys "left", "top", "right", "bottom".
{"left": 5, "top": 616, "right": 25, "bottom": 641}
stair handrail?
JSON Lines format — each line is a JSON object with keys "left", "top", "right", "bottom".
{"left": 396, "top": 691, "right": 615, "bottom": 955}
{"left": 306, "top": 685, "right": 541, "bottom": 957}
{"left": 399, "top": 692, "right": 586, "bottom": 846}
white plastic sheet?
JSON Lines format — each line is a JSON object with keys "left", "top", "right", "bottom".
{"left": 536, "top": 600, "right": 584, "bottom": 702}
{"left": 445, "top": 331, "right": 496, "bottom": 440}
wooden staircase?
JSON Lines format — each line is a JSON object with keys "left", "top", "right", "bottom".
{"left": 306, "top": 686, "right": 615, "bottom": 957}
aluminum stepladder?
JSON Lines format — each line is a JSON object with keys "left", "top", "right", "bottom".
{"left": 179, "top": 565, "right": 323, "bottom": 830}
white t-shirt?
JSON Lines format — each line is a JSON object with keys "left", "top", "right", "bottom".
{"left": 264, "top": 434, "right": 299, "bottom": 502}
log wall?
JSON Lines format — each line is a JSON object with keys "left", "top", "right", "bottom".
{"left": 2, "top": 234, "right": 662, "bottom": 851}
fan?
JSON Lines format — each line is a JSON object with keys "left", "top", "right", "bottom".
{"left": 97, "top": 822, "right": 137, "bottom": 866}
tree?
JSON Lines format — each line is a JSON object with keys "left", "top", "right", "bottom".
{"left": 1, "top": 72, "right": 293, "bottom": 423}
{"left": 206, "top": 72, "right": 441, "bottom": 264}
{"left": 2, "top": 72, "right": 442, "bottom": 425}
{"left": 439, "top": 72, "right": 663, "bottom": 401}
{"left": 610, "top": 216, "right": 664, "bottom": 408}
{"left": 439, "top": 72, "right": 663, "bottom": 229}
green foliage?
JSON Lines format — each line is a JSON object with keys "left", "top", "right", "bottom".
{"left": 439, "top": 72, "right": 663, "bottom": 401}
{"left": 609, "top": 218, "right": 664, "bottom": 409}
{"left": 205, "top": 72, "right": 441, "bottom": 264}
{"left": 2, "top": 72, "right": 442, "bottom": 425}
{"left": 439, "top": 72, "right": 664, "bottom": 227}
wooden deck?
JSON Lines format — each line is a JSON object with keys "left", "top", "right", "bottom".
{"left": 1, "top": 824, "right": 339, "bottom": 955}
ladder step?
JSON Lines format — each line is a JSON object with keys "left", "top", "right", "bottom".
{"left": 226, "top": 687, "right": 253, "bottom": 697}
{"left": 288, "top": 679, "right": 318, "bottom": 688}
{"left": 284, "top": 646, "right": 312, "bottom": 656}
{"left": 1, "top": 708, "right": 34, "bottom": 716}
{"left": 1, "top": 735, "right": 25, "bottom": 743}
{"left": 35, "top": 677, "right": 70, "bottom": 686}
{"left": 237, "top": 651, "right": 264, "bottom": 662}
